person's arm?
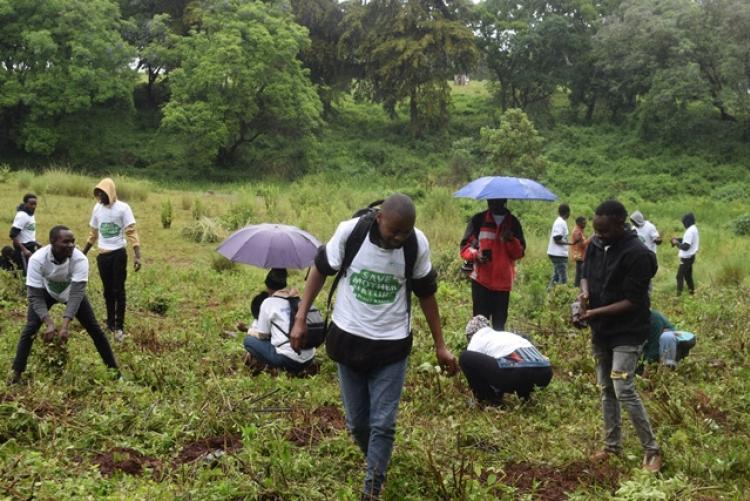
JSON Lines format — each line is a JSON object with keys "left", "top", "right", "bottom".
{"left": 459, "top": 217, "right": 481, "bottom": 262}
{"left": 125, "top": 224, "right": 142, "bottom": 271}
{"left": 28, "top": 286, "right": 56, "bottom": 339}
{"left": 10, "top": 226, "right": 32, "bottom": 257}
{"left": 581, "top": 298, "right": 635, "bottom": 321}
{"left": 418, "top": 294, "right": 459, "bottom": 376}
{"left": 289, "top": 265, "right": 327, "bottom": 353}
{"left": 82, "top": 227, "right": 98, "bottom": 255}
{"left": 60, "top": 282, "right": 87, "bottom": 340}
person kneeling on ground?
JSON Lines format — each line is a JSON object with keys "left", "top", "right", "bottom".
{"left": 459, "top": 315, "right": 552, "bottom": 406}
{"left": 10, "top": 225, "right": 119, "bottom": 384}
{"left": 243, "top": 269, "right": 315, "bottom": 374}
{"left": 643, "top": 310, "right": 696, "bottom": 369}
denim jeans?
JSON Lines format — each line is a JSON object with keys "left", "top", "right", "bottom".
{"left": 337, "top": 357, "right": 408, "bottom": 498}
{"left": 592, "top": 343, "right": 658, "bottom": 454}
{"left": 659, "top": 331, "right": 696, "bottom": 367}
{"left": 243, "top": 335, "right": 309, "bottom": 373}
{"left": 548, "top": 255, "right": 568, "bottom": 287}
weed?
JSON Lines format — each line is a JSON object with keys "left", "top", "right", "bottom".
{"left": 211, "top": 254, "right": 236, "bottom": 273}
{"left": 182, "top": 217, "right": 224, "bottom": 243}
{"left": 161, "top": 199, "right": 172, "bottom": 229}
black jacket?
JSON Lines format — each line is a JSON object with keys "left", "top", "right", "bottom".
{"left": 583, "top": 231, "right": 657, "bottom": 348}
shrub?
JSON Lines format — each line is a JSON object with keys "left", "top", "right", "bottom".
{"left": 0, "top": 164, "right": 11, "bottom": 183}
{"left": 16, "top": 170, "right": 34, "bottom": 190}
{"left": 732, "top": 214, "right": 750, "bottom": 236}
{"left": 222, "top": 200, "right": 254, "bottom": 231}
{"left": 181, "top": 217, "right": 223, "bottom": 243}
{"left": 714, "top": 183, "right": 747, "bottom": 202}
{"left": 211, "top": 254, "right": 236, "bottom": 273}
{"left": 192, "top": 199, "right": 208, "bottom": 220}
{"left": 161, "top": 199, "right": 172, "bottom": 229}
{"left": 180, "top": 195, "right": 193, "bottom": 211}
{"left": 716, "top": 260, "right": 745, "bottom": 287}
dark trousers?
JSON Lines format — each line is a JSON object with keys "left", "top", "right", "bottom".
{"left": 676, "top": 255, "right": 695, "bottom": 294}
{"left": 13, "top": 241, "right": 40, "bottom": 276}
{"left": 97, "top": 248, "right": 128, "bottom": 330}
{"left": 574, "top": 260, "right": 584, "bottom": 288}
{"left": 471, "top": 280, "right": 510, "bottom": 331}
{"left": 13, "top": 291, "right": 118, "bottom": 373}
{"left": 459, "top": 351, "right": 552, "bottom": 404}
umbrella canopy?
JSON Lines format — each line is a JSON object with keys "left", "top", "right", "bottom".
{"left": 453, "top": 176, "right": 558, "bottom": 201}
{"left": 217, "top": 224, "right": 322, "bottom": 269}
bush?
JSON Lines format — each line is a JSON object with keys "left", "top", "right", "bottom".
{"left": 180, "top": 195, "right": 193, "bottom": 211}
{"left": 222, "top": 200, "right": 254, "bottom": 231}
{"left": 0, "top": 164, "right": 10, "bottom": 183}
{"left": 211, "top": 254, "right": 236, "bottom": 273}
{"left": 714, "top": 183, "right": 747, "bottom": 202}
{"left": 716, "top": 260, "right": 746, "bottom": 287}
{"left": 192, "top": 199, "right": 208, "bottom": 220}
{"left": 732, "top": 214, "right": 750, "bottom": 236}
{"left": 161, "top": 199, "right": 172, "bottom": 229}
{"left": 181, "top": 217, "right": 224, "bottom": 243}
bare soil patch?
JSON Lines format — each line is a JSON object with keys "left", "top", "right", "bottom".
{"left": 174, "top": 434, "right": 243, "bottom": 465}
{"left": 494, "top": 459, "right": 620, "bottom": 500}
{"left": 287, "top": 404, "right": 346, "bottom": 446}
{"left": 92, "top": 447, "right": 161, "bottom": 476}
{"left": 692, "top": 390, "right": 729, "bottom": 426}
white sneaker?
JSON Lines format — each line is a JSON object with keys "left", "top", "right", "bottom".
{"left": 114, "top": 329, "right": 125, "bottom": 342}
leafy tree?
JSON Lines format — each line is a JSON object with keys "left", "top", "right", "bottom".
{"left": 290, "top": 0, "right": 361, "bottom": 117}
{"left": 347, "top": 0, "right": 478, "bottom": 134}
{"left": 479, "top": 108, "right": 547, "bottom": 178}
{"left": 160, "top": 0, "right": 322, "bottom": 167}
{"left": 0, "top": 0, "right": 134, "bottom": 155}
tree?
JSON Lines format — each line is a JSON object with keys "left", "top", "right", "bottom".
{"left": 0, "top": 0, "right": 134, "bottom": 155}
{"left": 346, "top": 0, "right": 478, "bottom": 134}
{"left": 479, "top": 108, "right": 547, "bottom": 179}
{"left": 160, "top": 0, "right": 322, "bottom": 167}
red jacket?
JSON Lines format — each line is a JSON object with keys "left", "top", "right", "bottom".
{"left": 460, "top": 210, "right": 525, "bottom": 291}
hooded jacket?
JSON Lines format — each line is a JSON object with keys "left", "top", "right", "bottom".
{"left": 87, "top": 178, "right": 140, "bottom": 250}
{"left": 460, "top": 210, "right": 525, "bottom": 291}
{"left": 583, "top": 231, "right": 657, "bottom": 348}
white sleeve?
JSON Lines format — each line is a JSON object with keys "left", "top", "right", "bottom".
{"left": 256, "top": 298, "right": 273, "bottom": 335}
{"left": 683, "top": 228, "right": 695, "bottom": 245}
{"left": 122, "top": 203, "right": 136, "bottom": 227}
{"left": 12, "top": 212, "right": 27, "bottom": 230}
{"left": 324, "top": 219, "right": 357, "bottom": 271}
{"left": 70, "top": 253, "right": 89, "bottom": 282}
{"left": 413, "top": 230, "right": 432, "bottom": 279}
{"left": 650, "top": 226, "right": 660, "bottom": 240}
{"left": 25, "top": 256, "right": 44, "bottom": 288}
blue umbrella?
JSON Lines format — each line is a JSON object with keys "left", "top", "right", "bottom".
{"left": 217, "top": 224, "right": 322, "bottom": 269}
{"left": 453, "top": 176, "right": 558, "bottom": 201}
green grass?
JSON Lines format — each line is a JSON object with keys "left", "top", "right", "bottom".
{"left": 1, "top": 164, "right": 749, "bottom": 499}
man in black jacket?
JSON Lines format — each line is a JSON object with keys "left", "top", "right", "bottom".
{"left": 578, "top": 200, "right": 661, "bottom": 473}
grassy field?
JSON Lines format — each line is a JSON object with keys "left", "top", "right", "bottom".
{"left": 1, "top": 165, "right": 749, "bottom": 500}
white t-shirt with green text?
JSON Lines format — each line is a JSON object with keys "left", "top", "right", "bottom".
{"left": 326, "top": 218, "right": 432, "bottom": 341}
{"left": 256, "top": 296, "right": 315, "bottom": 364}
{"left": 12, "top": 211, "right": 36, "bottom": 244}
{"left": 26, "top": 245, "right": 88, "bottom": 303}
{"left": 89, "top": 200, "right": 136, "bottom": 251}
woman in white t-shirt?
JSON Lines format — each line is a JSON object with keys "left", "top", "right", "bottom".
{"left": 459, "top": 315, "right": 552, "bottom": 406}
{"left": 670, "top": 212, "right": 699, "bottom": 295}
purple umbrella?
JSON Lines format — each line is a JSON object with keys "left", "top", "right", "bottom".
{"left": 217, "top": 224, "right": 322, "bottom": 269}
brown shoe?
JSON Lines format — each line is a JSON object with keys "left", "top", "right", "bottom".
{"left": 590, "top": 449, "right": 617, "bottom": 462}
{"left": 642, "top": 451, "right": 663, "bottom": 473}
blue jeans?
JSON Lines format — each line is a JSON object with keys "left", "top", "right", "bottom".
{"left": 243, "top": 335, "right": 309, "bottom": 373}
{"left": 337, "top": 357, "right": 408, "bottom": 498}
{"left": 659, "top": 331, "right": 696, "bottom": 367}
{"left": 548, "top": 255, "right": 568, "bottom": 287}
{"left": 593, "top": 343, "right": 658, "bottom": 454}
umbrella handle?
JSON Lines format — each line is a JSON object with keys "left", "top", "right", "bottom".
{"left": 304, "top": 267, "right": 310, "bottom": 280}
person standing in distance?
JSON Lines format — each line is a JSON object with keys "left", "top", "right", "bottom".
{"left": 547, "top": 203, "right": 571, "bottom": 288}
{"left": 290, "top": 194, "right": 458, "bottom": 499}
{"left": 82, "top": 178, "right": 142, "bottom": 342}
{"left": 670, "top": 212, "right": 699, "bottom": 295}
{"left": 460, "top": 198, "right": 525, "bottom": 330}
{"left": 10, "top": 193, "right": 40, "bottom": 274}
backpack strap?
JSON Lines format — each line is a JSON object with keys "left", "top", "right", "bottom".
{"left": 270, "top": 296, "right": 299, "bottom": 347}
{"left": 325, "top": 211, "right": 377, "bottom": 322}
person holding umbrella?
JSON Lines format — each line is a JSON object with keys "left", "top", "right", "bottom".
{"left": 460, "top": 198, "right": 525, "bottom": 331}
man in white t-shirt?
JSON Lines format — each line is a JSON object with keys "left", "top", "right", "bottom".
{"left": 82, "top": 178, "right": 142, "bottom": 342}
{"left": 289, "top": 194, "right": 458, "bottom": 499}
{"left": 670, "top": 212, "right": 699, "bottom": 295}
{"left": 629, "top": 211, "right": 662, "bottom": 254}
{"left": 10, "top": 226, "right": 119, "bottom": 384}
{"left": 9, "top": 193, "right": 40, "bottom": 274}
{"left": 459, "top": 315, "right": 552, "bottom": 406}
{"left": 547, "top": 203, "right": 571, "bottom": 288}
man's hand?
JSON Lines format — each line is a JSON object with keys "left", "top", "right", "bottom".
{"left": 436, "top": 346, "right": 459, "bottom": 376}
{"left": 289, "top": 316, "right": 308, "bottom": 354}
{"left": 43, "top": 319, "right": 57, "bottom": 343}
{"left": 59, "top": 326, "right": 70, "bottom": 342}
{"left": 134, "top": 255, "right": 142, "bottom": 272}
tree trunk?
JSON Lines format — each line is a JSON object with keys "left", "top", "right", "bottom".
{"left": 585, "top": 92, "right": 597, "bottom": 123}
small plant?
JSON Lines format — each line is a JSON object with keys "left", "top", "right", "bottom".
{"left": 181, "top": 195, "right": 193, "bottom": 211}
{"left": 0, "top": 164, "right": 11, "bottom": 183}
{"left": 182, "top": 217, "right": 223, "bottom": 243}
{"left": 732, "top": 214, "right": 750, "bottom": 236}
{"left": 161, "top": 199, "right": 173, "bottom": 229}
{"left": 211, "top": 254, "right": 236, "bottom": 273}
{"left": 222, "top": 201, "right": 254, "bottom": 231}
{"left": 192, "top": 199, "right": 208, "bottom": 220}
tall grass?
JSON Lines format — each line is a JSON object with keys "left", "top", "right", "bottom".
{"left": 12, "top": 168, "right": 150, "bottom": 201}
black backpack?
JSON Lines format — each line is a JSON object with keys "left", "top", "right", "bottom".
{"left": 272, "top": 296, "right": 326, "bottom": 349}
{"left": 325, "top": 201, "right": 419, "bottom": 332}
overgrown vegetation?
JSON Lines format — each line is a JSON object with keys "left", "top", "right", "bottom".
{"left": 1, "top": 159, "right": 749, "bottom": 498}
